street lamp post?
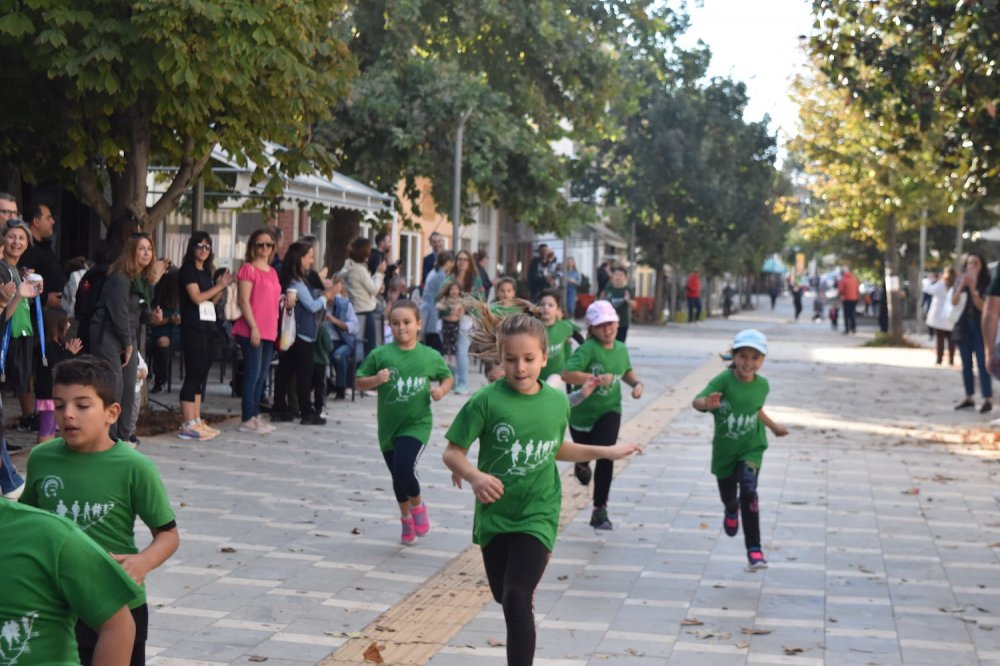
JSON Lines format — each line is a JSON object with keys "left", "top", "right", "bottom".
{"left": 452, "top": 108, "right": 474, "bottom": 253}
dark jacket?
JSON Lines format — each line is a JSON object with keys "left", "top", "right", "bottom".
{"left": 91, "top": 273, "right": 140, "bottom": 349}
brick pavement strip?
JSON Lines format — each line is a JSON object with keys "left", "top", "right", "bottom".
{"left": 319, "top": 358, "right": 720, "bottom": 665}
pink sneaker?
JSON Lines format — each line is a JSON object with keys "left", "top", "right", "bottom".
{"left": 400, "top": 516, "right": 416, "bottom": 545}
{"left": 411, "top": 504, "right": 430, "bottom": 537}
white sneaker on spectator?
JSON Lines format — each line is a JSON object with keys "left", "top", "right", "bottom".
{"left": 320, "top": 409, "right": 329, "bottom": 419}
{"left": 238, "top": 420, "right": 260, "bottom": 433}
{"left": 195, "top": 420, "right": 221, "bottom": 437}
{"left": 253, "top": 416, "right": 275, "bottom": 434}
{"left": 991, "top": 416, "right": 1000, "bottom": 427}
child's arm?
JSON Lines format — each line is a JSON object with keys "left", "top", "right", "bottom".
{"left": 66, "top": 338, "right": 83, "bottom": 355}
{"left": 356, "top": 368, "right": 390, "bottom": 391}
{"left": 92, "top": 606, "right": 136, "bottom": 666}
{"left": 562, "top": 370, "right": 607, "bottom": 386}
{"left": 622, "top": 369, "right": 643, "bottom": 399}
{"left": 693, "top": 392, "right": 722, "bottom": 411}
{"left": 430, "top": 375, "right": 454, "bottom": 401}
{"left": 567, "top": 375, "right": 602, "bottom": 407}
{"left": 443, "top": 443, "right": 504, "bottom": 503}
{"left": 758, "top": 409, "right": 789, "bottom": 437}
{"left": 556, "top": 440, "right": 640, "bottom": 463}
{"left": 111, "top": 526, "right": 179, "bottom": 585}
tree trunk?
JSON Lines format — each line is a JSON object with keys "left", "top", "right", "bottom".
{"left": 327, "top": 207, "right": 362, "bottom": 272}
{"left": 704, "top": 276, "right": 714, "bottom": 318}
{"left": 886, "top": 212, "right": 904, "bottom": 344}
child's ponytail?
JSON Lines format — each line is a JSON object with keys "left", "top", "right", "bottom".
{"left": 465, "top": 298, "right": 544, "bottom": 364}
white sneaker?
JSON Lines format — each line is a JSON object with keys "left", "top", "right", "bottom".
{"left": 253, "top": 416, "right": 275, "bottom": 434}
{"left": 990, "top": 417, "right": 1000, "bottom": 427}
{"left": 238, "top": 420, "right": 260, "bottom": 433}
{"left": 2, "top": 482, "right": 25, "bottom": 500}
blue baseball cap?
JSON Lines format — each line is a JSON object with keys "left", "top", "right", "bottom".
{"left": 732, "top": 329, "right": 767, "bottom": 355}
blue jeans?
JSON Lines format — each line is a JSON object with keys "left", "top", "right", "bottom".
{"left": 455, "top": 327, "right": 470, "bottom": 389}
{"left": 330, "top": 342, "right": 353, "bottom": 388}
{"left": 237, "top": 336, "right": 275, "bottom": 422}
{"left": 958, "top": 319, "right": 992, "bottom": 399}
{"left": 0, "top": 437, "right": 23, "bottom": 494}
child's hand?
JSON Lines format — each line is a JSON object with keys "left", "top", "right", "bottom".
{"left": 110, "top": 553, "right": 150, "bottom": 585}
{"left": 430, "top": 386, "right": 447, "bottom": 401}
{"left": 470, "top": 472, "right": 505, "bottom": 503}
{"left": 604, "top": 442, "right": 642, "bottom": 460}
{"left": 0, "top": 281, "right": 14, "bottom": 307}
{"left": 631, "top": 382, "right": 643, "bottom": 399}
{"left": 137, "top": 368, "right": 149, "bottom": 380}
{"left": 705, "top": 392, "right": 722, "bottom": 410}
{"left": 486, "top": 366, "right": 505, "bottom": 382}
{"left": 375, "top": 368, "right": 391, "bottom": 385}
{"left": 579, "top": 375, "right": 602, "bottom": 399}
{"left": 771, "top": 424, "right": 789, "bottom": 437}
{"left": 599, "top": 373, "right": 615, "bottom": 387}
{"left": 66, "top": 338, "right": 83, "bottom": 355}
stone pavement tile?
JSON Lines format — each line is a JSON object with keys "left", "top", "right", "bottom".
{"left": 239, "top": 637, "right": 342, "bottom": 663}
{"left": 532, "top": 626, "right": 606, "bottom": 661}
{"left": 609, "top": 604, "right": 688, "bottom": 632}
{"left": 664, "top": 641, "right": 746, "bottom": 665}
{"left": 588, "top": 654, "right": 672, "bottom": 666}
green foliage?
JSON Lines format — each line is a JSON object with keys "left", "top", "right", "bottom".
{"left": 0, "top": 0, "right": 355, "bottom": 229}
{"left": 319, "top": 0, "right": 688, "bottom": 233}
{"left": 810, "top": 0, "right": 1000, "bottom": 203}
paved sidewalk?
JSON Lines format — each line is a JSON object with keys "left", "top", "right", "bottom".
{"left": 10, "top": 296, "right": 1000, "bottom": 665}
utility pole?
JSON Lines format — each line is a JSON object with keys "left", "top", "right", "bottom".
{"left": 451, "top": 108, "right": 474, "bottom": 253}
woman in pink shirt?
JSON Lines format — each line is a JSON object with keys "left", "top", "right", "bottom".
{"left": 232, "top": 229, "right": 282, "bottom": 433}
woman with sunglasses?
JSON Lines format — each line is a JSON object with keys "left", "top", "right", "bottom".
{"left": 176, "top": 232, "right": 234, "bottom": 441}
{"left": 90, "top": 233, "right": 167, "bottom": 443}
{"left": 232, "top": 229, "right": 281, "bottom": 433}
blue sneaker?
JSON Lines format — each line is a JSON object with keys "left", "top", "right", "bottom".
{"left": 723, "top": 510, "right": 739, "bottom": 537}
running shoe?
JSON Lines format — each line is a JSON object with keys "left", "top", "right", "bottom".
{"left": 253, "top": 416, "right": 275, "bottom": 433}
{"left": 238, "top": 420, "right": 260, "bottom": 433}
{"left": 194, "top": 421, "right": 220, "bottom": 439}
{"left": 400, "top": 516, "right": 416, "bottom": 545}
{"left": 574, "top": 462, "right": 592, "bottom": 486}
{"left": 723, "top": 510, "right": 739, "bottom": 537}
{"left": 411, "top": 503, "right": 431, "bottom": 537}
{"left": 590, "top": 506, "right": 613, "bottom": 530}
{"left": 746, "top": 549, "right": 768, "bottom": 571}
{"left": 177, "top": 424, "right": 209, "bottom": 441}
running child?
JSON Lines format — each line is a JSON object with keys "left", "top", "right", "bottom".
{"left": 561, "top": 300, "right": 644, "bottom": 526}
{"left": 443, "top": 307, "right": 639, "bottom": 666}
{"left": 537, "top": 289, "right": 583, "bottom": 386}
{"left": 20, "top": 356, "right": 179, "bottom": 666}
{"left": 356, "top": 299, "right": 453, "bottom": 544}
{"left": 692, "top": 329, "right": 788, "bottom": 570}
{"left": 491, "top": 277, "right": 523, "bottom": 317}
{"left": 34, "top": 307, "right": 82, "bottom": 443}
{"left": 437, "top": 280, "right": 465, "bottom": 370}
{"left": 598, "top": 266, "right": 635, "bottom": 343}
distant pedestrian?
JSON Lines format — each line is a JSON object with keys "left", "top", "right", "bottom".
{"left": 443, "top": 307, "right": 638, "bottom": 666}
{"left": 953, "top": 253, "right": 992, "bottom": 412}
{"left": 598, "top": 266, "right": 635, "bottom": 343}
{"left": 692, "top": 329, "right": 788, "bottom": 571}
{"left": 686, "top": 270, "right": 702, "bottom": 323}
{"left": 527, "top": 244, "right": 551, "bottom": 302}
{"left": 925, "top": 266, "right": 959, "bottom": 366}
{"left": 596, "top": 261, "right": 611, "bottom": 295}
{"left": 561, "top": 301, "right": 645, "bottom": 529}
{"left": 356, "top": 299, "right": 452, "bottom": 544}
{"left": 723, "top": 283, "right": 736, "bottom": 319}
{"left": 791, "top": 283, "right": 803, "bottom": 320}
{"left": 563, "top": 257, "right": 581, "bottom": 320}
{"left": 838, "top": 267, "right": 859, "bottom": 334}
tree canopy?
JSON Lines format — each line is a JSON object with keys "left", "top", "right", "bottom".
{"left": 0, "top": 0, "right": 355, "bottom": 230}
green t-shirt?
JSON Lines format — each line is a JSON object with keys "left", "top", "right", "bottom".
{"left": 20, "top": 439, "right": 176, "bottom": 608}
{"left": 540, "top": 320, "right": 580, "bottom": 380}
{"left": 357, "top": 343, "right": 452, "bottom": 451}
{"left": 0, "top": 260, "right": 33, "bottom": 337}
{"left": 564, "top": 337, "right": 632, "bottom": 431}
{"left": 696, "top": 369, "right": 770, "bottom": 478}
{"left": 600, "top": 285, "right": 632, "bottom": 326}
{"left": 490, "top": 302, "right": 523, "bottom": 318}
{"left": 445, "top": 379, "right": 568, "bottom": 551}
{"left": 0, "top": 501, "right": 142, "bottom": 665}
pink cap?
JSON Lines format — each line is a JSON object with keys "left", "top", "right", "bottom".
{"left": 586, "top": 300, "right": 619, "bottom": 326}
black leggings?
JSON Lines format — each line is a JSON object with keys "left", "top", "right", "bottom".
{"left": 77, "top": 603, "right": 147, "bottom": 666}
{"left": 274, "top": 338, "right": 317, "bottom": 418}
{"left": 570, "top": 411, "right": 622, "bottom": 507}
{"left": 482, "top": 533, "right": 550, "bottom": 666}
{"left": 717, "top": 461, "right": 761, "bottom": 550}
{"left": 180, "top": 329, "right": 211, "bottom": 402}
{"left": 615, "top": 324, "right": 629, "bottom": 343}
{"left": 381, "top": 436, "right": 424, "bottom": 503}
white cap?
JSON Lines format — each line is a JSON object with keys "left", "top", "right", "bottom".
{"left": 732, "top": 329, "right": 767, "bottom": 355}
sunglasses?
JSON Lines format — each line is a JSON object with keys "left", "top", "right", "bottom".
{"left": 195, "top": 243, "right": 212, "bottom": 251}
{"left": 255, "top": 241, "right": 275, "bottom": 248}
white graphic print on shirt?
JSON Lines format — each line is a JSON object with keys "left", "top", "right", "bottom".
{"left": 484, "top": 422, "right": 559, "bottom": 477}
{"left": 40, "top": 475, "right": 116, "bottom": 532}
{"left": 387, "top": 367, "right": 428, "bottom": 403}
{"left": 717, "top": 399, "right": 758, "bottom": 439}
{"left": 0, "top": 612, "right": 39, "bottom": 665}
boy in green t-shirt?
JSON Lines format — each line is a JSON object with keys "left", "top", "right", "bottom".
{"left": 537, "top": 289, "right": 583, "bottom": 383}
{"left": 693, "top": 329, "right": 788, "bottom": 571}
{"left": 443, "top": 310, "right": 639, "bottom": 666}
{"left": 0, "top": 499, "right": 141, "bottom": 666}
{"left": 598, "top": 266, "right": 635, "bottom": 343}
{"left": 20, "top": 356, "right": 179, "bottom": 666}
{"left": 357, "top": 299, "right": 452, "bottom": 545}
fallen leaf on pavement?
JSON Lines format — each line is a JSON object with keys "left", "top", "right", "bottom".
{"left": 374, "top": 624, "right": 395, "bottom": 633}
{"left": 736, "top": 640, "right": 750, "bottom": 649}
{"left": 220, "top": 547, "right": 236, "bottom": 553}
{"left": 363, "top": 641, "right": 384, "bottom": 664}
{"left": 681, "top": 618, "right": 704, "bottom": 626}
{"left": 488, "top": 639, "right": 505, "bottom": 647}
{"left": 248, "top": 657, "right": 267, "bottom": 663}
{"left": 901, "top": 488, "right": 920, "bottom": 495}
{"left": 784, "top": 647, "right": 805, "bottom": 655}
{"left": 351, "top": 527, "right": 362, "bottom": 535}
{"left": 741, "top": 628, "right": 772, "bottom": 635}
{"left": 699, "top": 522, "right": 709, "bottom": 529}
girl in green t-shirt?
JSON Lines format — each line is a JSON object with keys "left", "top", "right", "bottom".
{"left": 537, "top": 289, "right": 583, "bottom": 385}
{"left": 692, "top": 329, "right": 788, "bottom": 571}
{"left": 444, "top": 306, "right": 639, "bottom": 666}
{"left": 561, "top": 300, "right": 645, "bottom": 530}
{"left": 356, "top": 299, "right": 453, "bottom": 545}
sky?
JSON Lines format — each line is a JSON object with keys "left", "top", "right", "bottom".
{"left": 677, "top": 0, "right": 815, "bottom": 149}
